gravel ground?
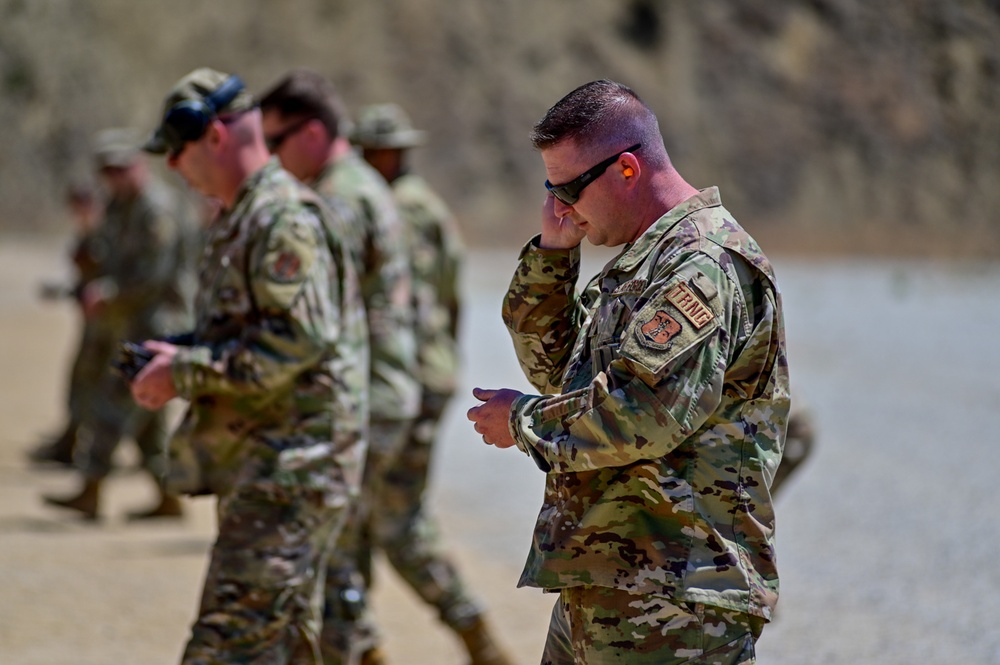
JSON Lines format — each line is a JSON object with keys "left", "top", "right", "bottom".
{"left": 1, "top": 237, "right": 998, "bottom": 664}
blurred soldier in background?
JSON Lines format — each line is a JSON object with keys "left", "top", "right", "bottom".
{"left": 258, "top": 70, "right": 422, "bottom": 665}
{"left": 350, "top": 103, "right": 512, "bottom": 665}
{"left": 772, "top": 402, "right": 816, "bottom": 495}
{"left": 42, "top": 127, "right": 196, "bottom": 521}
{"left": 29, "top": 181, "right": 107, "bottom": 467}
{"left": 133, "top": 67, "right": 369, "bottom": 664}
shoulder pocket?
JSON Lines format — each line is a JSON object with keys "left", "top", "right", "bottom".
{"left": 619, "top": 276, "right": 721, "bottom": 377}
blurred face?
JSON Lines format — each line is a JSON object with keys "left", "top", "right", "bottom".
{"left": 540, "top": 141, "right": 639, "bottom": 247}
{"left": 99, "top": 161, "right": 144, "bottom": 200}
{"left": 262, "top": 111, "right": 317, "bottom": 182}
{"left": 361, "top": 147, "right": 403, "bottom": 183}
{"left": 167, "top": 132, "right": 215, "bottom": 197}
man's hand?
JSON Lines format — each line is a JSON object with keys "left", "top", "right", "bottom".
{"left": 539, "top": 193, "right": 585, "bottom": 250}
{"left": 130, "top": 340, "right": 180, "bottom": 411}
{"left": 80, "top": 282, "right": 107, "bottom": 320}
{"left": 467, "top": 387, "right": 522, "bottom": 449}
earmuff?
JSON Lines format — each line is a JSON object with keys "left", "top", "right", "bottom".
{"left": 161, "top": 76, "right": 246, "bottom": 153}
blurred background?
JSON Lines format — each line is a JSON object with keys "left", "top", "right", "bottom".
{"left": 1, "top": 0, "right": 999, "bottom": 253}
{"left": 2, "top": 2, "right": 1000, "bottom": 664}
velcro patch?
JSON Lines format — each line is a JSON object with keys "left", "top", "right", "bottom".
{"left": 612, "top": 278, "right": 647, "bottom": 296}
{"left": 666, "top": 282, "right": 714, "bottom": 329}
{"left": 637, "top": 310, "right": 682, "bottom": 349}
{"left": 267, "top": 251, "right": 303, "bottom": 282}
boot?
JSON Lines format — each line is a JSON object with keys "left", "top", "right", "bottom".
{"left": 27, "top": 426, "right": 77, "bottom": 468}
{"left": 360, "top": 646, "right": 389, "bottom": 665}
{"left": 127, "top": 491, "right": 184, "bottom": 521}
{"left": 457, "top": 617, "right": 515, "bottom": 665}
{"left": 43, "top": 478, "right": 100, "bottom": 520}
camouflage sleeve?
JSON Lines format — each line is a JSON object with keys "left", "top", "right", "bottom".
{"left": 171, "top": 207, "right": 338, "bottom": 400}
{"left": 501, "top": 236, "right": 587, "bottom": 394}
{"left": 508, "top": 256, "right": 743, "bottom": 473}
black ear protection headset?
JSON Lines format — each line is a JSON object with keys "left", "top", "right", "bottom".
{"left": 160, "top": 75, "right": 246, "bottom": 155}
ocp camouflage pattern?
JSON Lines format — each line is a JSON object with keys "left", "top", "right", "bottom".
{"left": 77, "top": 176, "right": 197, "bottom": 480}
{"left": 502, "top": 187, "right": 789, "bottom": 620}
{"left": 313, "top": 150, "right": 420, "bottom": 422}
{"left": 167, "top": 158, "right": 369, "bottom": 662}
{"left": 166, "top": 158, "right": 369, "bottom": 501}
{"left": 392, "top": 172, "right": 463, "bottom": 396}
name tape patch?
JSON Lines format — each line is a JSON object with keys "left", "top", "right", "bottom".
{"left": 666, "top": 282, "right": 714, "bottom": 329}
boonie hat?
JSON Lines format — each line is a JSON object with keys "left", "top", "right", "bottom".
{"left": 351, "top": 103, "right": 427, "bottom": 149}
{"left": 93, "top": 128, "right": 142, "bottom": 168}
{"left": 143, "top": 67, "right": 257, "bottom": 154}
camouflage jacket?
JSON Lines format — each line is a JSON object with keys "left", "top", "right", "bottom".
{"left": 503, "top": 187, "right": 789, "bottom": 620}
{"left": 313, "top": 151, "right": 420, "bottom": 421}
{"left": 88, "top": 177, "right": 194, "bottom": 337}
{"left": 392, "top": 173, "right": 463, "bottom": 397}
{"left": 167, "top": 159, "right": 369, "bottom": 499}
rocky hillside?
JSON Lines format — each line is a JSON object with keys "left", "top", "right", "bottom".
{"left": 1, "top": 0, "right": 998, "bottom": 254}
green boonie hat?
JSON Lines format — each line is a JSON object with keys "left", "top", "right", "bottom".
{"left": 143, "top": 67, "right": 257, "bottom": 154}
{"left": 93, "top": 127, "right": 142, "bottom": 168}
{"left": 351, "top": 103, "right": 427, "bottom": 149}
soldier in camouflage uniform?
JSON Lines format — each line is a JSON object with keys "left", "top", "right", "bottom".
{"left": 132, "top": 68, "right": 369, "bottom": 664}
{"left": 257, "top": 70, "right": 424, "bottom": 665}
{"left": 349, "top": 103, "right": 513, "bottom": 665}
{"left": 30, "top": 181, "right": 106, "bottom": 467}
{"left": 468, "top": 80, "right": 790, "bottom": 664}
{"left": 43, "top": 128, "right": 196, "bottom": 520}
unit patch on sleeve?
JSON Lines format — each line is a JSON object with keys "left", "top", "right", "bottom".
{"left": 666, "top": 282, "right": 714, "bottom": 329}
{"left": 638, "top": 310, "right": 682, "bottom": 349}
{"left": 267, "top": 251, "right": 303, "bottom": 282}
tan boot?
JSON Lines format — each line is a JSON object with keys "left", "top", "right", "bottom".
{"left": 43, "top": 478, "right": 100, "bottom": 520}
{"left": 457, "top": 617, "right": 515, "bottom": 665}
{"left": 127, "top": 491, "right": 183, "bottom": 521}
{"left": 360, "top": 646, "right": 389, "bottom": 665}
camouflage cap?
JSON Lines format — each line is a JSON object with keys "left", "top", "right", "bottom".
{"left": 351, "top": 103, "right": 426, "bottom": 149}
{"left": 143, "top": 67, "right": 257, "bottom": 154}
{"left": 93, "top": 127, "right": 142, "bottom": 168}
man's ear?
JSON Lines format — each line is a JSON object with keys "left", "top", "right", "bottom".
{"left": 205, "top": 119, "right": 227, "bottom": 150}
{"left": 620, "top": 153, "right": 639, "bottom": 180}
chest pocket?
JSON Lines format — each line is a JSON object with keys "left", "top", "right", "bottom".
{"left": 587, "top": 288, "right": 643, "bottom": 379}
{"left": 198, "top": 247, "right": 252, "bottom": 338}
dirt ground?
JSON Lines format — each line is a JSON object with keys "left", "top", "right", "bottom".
{"left": 0, "top": 237, "right": 552, "bottom": 665}
{"left": 3, "top": 235, "right": 1000, "bottom": 664}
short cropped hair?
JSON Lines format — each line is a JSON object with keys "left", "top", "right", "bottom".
{"left": 531, "top": 79, "right": 666, "bottom": 167}
{"left": 257, "top": 68, "right": 347, "bottom": 140}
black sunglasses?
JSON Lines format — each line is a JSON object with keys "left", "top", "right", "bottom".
{"left": 545, "top": 143, "right": 641, "bottom": 205}
{"left": 265, "top": 117, "right": 315, "bottom": 153}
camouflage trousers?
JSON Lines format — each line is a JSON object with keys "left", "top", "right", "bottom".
{"left": 66, "top": 318, "right": 115, "bottom": 426}
{"left": 76, "top": 363, "right": 168, "bottom": 482}
{"left": 542, "top": 587, "right": 764, "bottom": 665}
{"left": 321, "top": 404, "right": 484, "bottom": 662}
{"left": 321, "top": 418, "right": 414, "bottom": 664}
{"left": 181, "top": 475, "right": 348, "bottom": 665}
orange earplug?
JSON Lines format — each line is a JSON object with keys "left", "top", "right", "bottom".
{"left": 623, "top": 167, "right": 634, "bottom": 178}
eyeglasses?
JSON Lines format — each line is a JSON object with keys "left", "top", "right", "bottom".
{"left": 545, "top": 143, "right": 641, "bottom": 205}
{"left": 265, "top": 117, "right": 315, "bottom": 153}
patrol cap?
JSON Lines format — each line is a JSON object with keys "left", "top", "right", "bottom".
{"left": 351, "top": 103, "right": 427, "bottom": 149}
{"left": 143, "top": 67, "right": 257, "bottom": 155}
{"left": 93, "top": 127, "right": 142, "bottom": 168}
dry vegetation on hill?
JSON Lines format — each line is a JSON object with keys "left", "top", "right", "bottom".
{"left": 1, "top": 0, "right": 998, "bottom": 254}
